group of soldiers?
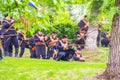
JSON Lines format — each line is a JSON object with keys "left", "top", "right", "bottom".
{"left": 0, "top": 14, "right": 110, "bottom": 61}
{"left": 0, "top": 14, "right": 86, "bottom": 62}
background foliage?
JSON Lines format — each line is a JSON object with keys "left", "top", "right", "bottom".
{"left": 0, "top": 0, "right": 116, "bottom": 38}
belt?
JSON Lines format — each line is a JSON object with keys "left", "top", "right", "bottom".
{"left": 35, "top": 42, "right": 45, "bottom": 45}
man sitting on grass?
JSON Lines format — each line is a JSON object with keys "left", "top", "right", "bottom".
{"left": 70, "top": 48, "right": 85, "bottom": 62}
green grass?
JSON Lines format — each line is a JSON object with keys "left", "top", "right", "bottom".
{"left": 0, "top": 47, "right": 108, "bottom": 80}
{"left": 83, "top": 47, "right": 109, "bottom": 63}
{"left": 0, "top": 58, "right": 106, "bottom": 80}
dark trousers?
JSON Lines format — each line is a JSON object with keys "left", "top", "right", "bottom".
{"left": 47, "top": 46, "right": 54, "bottom": 59}
{"left": 101, "top": 38, "right": 110, "bottom": 47}
{"left": 97, "top": 30, "right": 101, "bottom": 47}
{"left": 8, "top": 43, "right": 13, "bottom": 57}
{"left": 3, "top": 36, "right": 19, "bottom": 57}
{"left": 30, "top": 49, "right": 36, "bottom": 58}
{"left": 0, "top": 49, "right": 2, "bottom": 59}
{"left": 19, "top": 47, "right": 25, "bottom": 57}
{"left": 36, "top": 44, "right": 46, "bottom": 59}
{"left": 55, "top": 52, "right": 66, "bottom": 61}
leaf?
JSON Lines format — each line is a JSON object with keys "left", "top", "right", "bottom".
{"left": 53, "top": 0, "right": 57, "bottom": 4}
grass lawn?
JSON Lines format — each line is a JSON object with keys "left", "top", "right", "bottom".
{"left": 0, "top": 47, "right": 108, "bottom": 80}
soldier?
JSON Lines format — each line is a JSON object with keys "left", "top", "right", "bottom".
{"left": 18, "top": 30, "right": 29, "bottom": 57}
{"left": 46, "top": 32, "right": 59, "bottom": 59}
{"left": 70, "top": 48, "right": 85, "bottom": 62}
{"left": 75, "top": 31, "right": 85, "bottom": 49}
{"left": 34, "top": 30, "right": 46, "bottom": 59}
{"left": 97, "top": 23, "right": 102, "bottom": 47}
{"left": 28, "top": 35, "right": 36, "bottom": 58}
{"left": 0, "top": 28, "right": 3, "bottom": 60}
{"left": 54, "top": 35, "right": 68, "bottom": 61}
{"left": 78, "top": 15, "right": 89, "bottom": 34}
{"left": 63, "top": 44, "right": 75, "bottom": 61}
{"left": 101, "top": 31, "right": 110, "bottom": 47}
{"left": 1, "top": 14, "right": 19, "bottom": 57}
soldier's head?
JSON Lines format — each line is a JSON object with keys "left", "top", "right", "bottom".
{"left": 17, "top": 30, "right": 22, "bottom": 34}
{"left": 84, "top": 15, "right": 87, "bottom": 18}
{"left": 4, "top": 13, "right": 10, "bottom": 20}
{"left": 84, "top": 15, "right": 87, "bottom": 20}
{"left": 38, "top": 30, "right": 43, "bottom": 36}
{"left": 52, "top": 31, "right": 57, "bottom": 38}
{"left": 75, "top": 48, "right": 82, "bottom": 54}
{"left": 77, "top": 34, "right": 81, "bottom": 39}
{"left": 62, "top": 35, "right": 68, "bottom": 43}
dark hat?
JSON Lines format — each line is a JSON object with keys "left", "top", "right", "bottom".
{"left": 77, "top": 48, "right": 81, "bottom": 50}
{"left": 84, "top": 15, "right": 87, "bottom": 18}
{"left": 4, "top": 13, "right": 8, "bottom": 17}
{"left": 52, "top": 31, "right": 58, "bottom": 34}
{"left": 77, "top": 34, "right": 81, "bottom": 37}
{"left": 10, "top": 16, "right": 14, "bottom": 19}
{"left": 75, "top": 31, "right": 80, "bottom": 35}
{"left": 62, "top": 35, "right": 68, "bottom": 39}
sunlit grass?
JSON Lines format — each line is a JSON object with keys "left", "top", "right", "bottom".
{"left": 0, "top": 47, "right": 108, "bottom": 80}
{"left": 0, "top": 58, "right": 106, "bottom": 80}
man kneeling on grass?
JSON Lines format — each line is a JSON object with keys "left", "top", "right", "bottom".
{"left": 70, "top": 48, "right": 85, "bottom": 62}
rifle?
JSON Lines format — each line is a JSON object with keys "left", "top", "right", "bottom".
{"left": 0, "top": 34, "right": 18, "bottom": 38}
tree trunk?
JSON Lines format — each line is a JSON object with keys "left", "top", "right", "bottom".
{"left": 101, "top": 13, "right": 120, "bottom": 80}
{"left": 100, "top": 0, "right": 120, "bottom": 80}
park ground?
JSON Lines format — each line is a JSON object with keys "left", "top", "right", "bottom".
{"left": 0, "top": 47, "right": 109, "bottom": 80}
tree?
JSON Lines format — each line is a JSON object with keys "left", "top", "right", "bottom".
{"left": 100, "top": 0, "right": 120, "bottom": 79}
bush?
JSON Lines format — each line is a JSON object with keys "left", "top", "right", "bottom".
{"left": 44, "top": 22, "right": 78, "bottom": 39}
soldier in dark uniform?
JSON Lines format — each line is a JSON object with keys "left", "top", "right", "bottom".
{"left": 63, "top": 44, "right": 75, "bottom": 61}
{"left": 0, "top": 28, "right": 3, "bottom": 60}
{"left": 46, "top": 32, "right": 59, "bottom": 59}
{"left": 75, "top": 31, "right": 85, "bottom": 49}
{"left": 54, "top": 35, "right": 68, "bottom": 61}
{"left": 78, "top": 15, "right": 89, "bottom": 34}
{"left": 34, "top": 30, "right": 46, "bottom": 59}
{"left": 1, "top": 14, "right": 19, "bottom": 57}
{"left": 18, "top": 30, "right": 29, "bottom": 57}
{"left": 101, "top": 31, "right": 110, "bottom": 47}
{"left": 97, "top": 23, "right": 102, "bottom": 47}
{"left": 28, "top": 35, "right": 36, "bottom": 58}
{"left": 70, "top": 48, "right": 85, "bottom": 62}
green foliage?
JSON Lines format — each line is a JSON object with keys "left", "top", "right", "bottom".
{"left": 0, "top": 0, "right": 117, "bottom": 37}
{"left": 52, "top": 23, "right": 78, "bottom": 38}
{"left": 45, "top": 9, "right": 78, "bottom": 38}
{"left": 91, "top": 0, "right": 104, "bottom": 13}
{"left": 97, "top": 0, "right": 115, "bottom": 31}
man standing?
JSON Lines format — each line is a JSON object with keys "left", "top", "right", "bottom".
{"left": 78, "top": 15, "right": 89, "bottom": 34}
{"left": 97, "top": 23, "right": 102, "bottom": 47}
{"left": 1, "top": 14, "right": 19, "bottom": 57}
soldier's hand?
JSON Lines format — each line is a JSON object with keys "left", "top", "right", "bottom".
{"left": 11, "top": 19, "right": 15, "bottom": 23}
{"left": 0, "top": 35, "right": 4, "bottom": 38}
